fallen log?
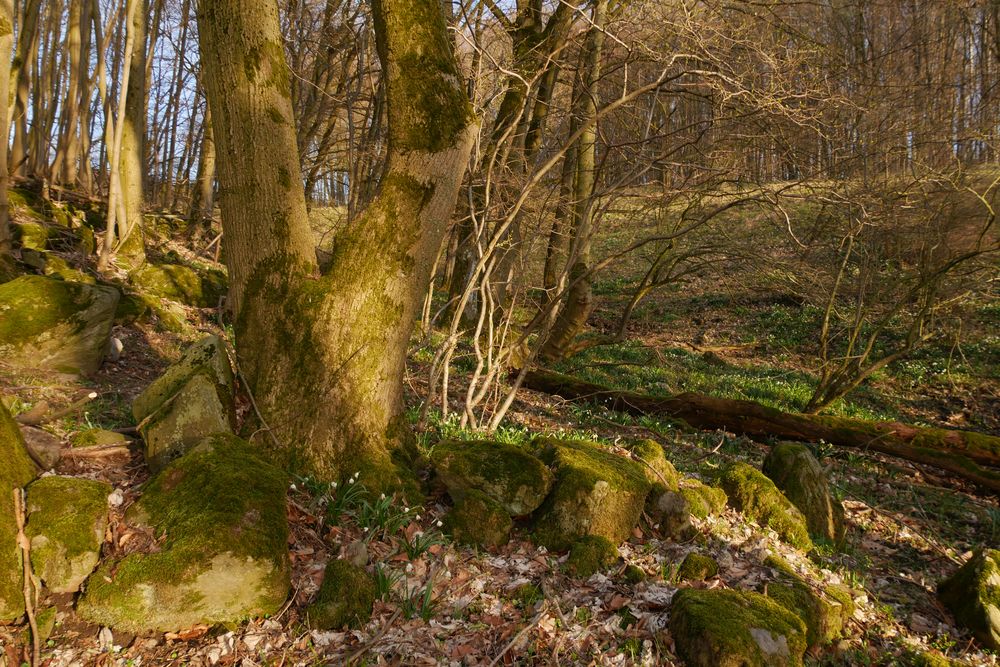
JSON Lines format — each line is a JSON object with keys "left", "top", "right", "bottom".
{"left": 522, "top": 369, "right": 1000, "bottom": 494}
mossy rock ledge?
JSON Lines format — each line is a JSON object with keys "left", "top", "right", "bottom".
{"left": 431, "top": 439, "right": 553, "bottom": 516}
{"left": 305, "top": 559, "right": 376, "bottom": 630}
{"left": 531, "top": 438, "right": 651, "bottom": 552}
{"left": 937, "top": 549, "right": 1000, "bottom": 650}
{"left": 566, "top": 535, "right": 618, "bottom": 577}
{"left": 677, "top": 552, "right": 719, "bottom": 581}
{"left": 25, "top": 476, "right": 111, "bottom": 593}
{"left": 129, "top": 262, "right": 226, "bottom": 308}
{"left": 647, "top": 477, "right": 726, "bottom": 540}
{"left": 763, "top": 443, "right": 845, "bottom": 545}
{"left": 718, "top": 463, "right": 812, "bottom": 551}
{"left": 77, "top": 434, "right": 291, "bottom": 632}
{"left": 0, "top": 275, "right": 120, "bottom": 376}
{"left": 443, "top": 489, "right": 512, "bottom": 548}
{"left": 0, "top": 402, "right": 38, "bottom": 620}
{"left": 669, "top": 588, "right": 808, "bottom": 667}
{"left": 133, "top": 335, "right": 236, "bottom": 471}
{"left": 628, "top": 438, "right": 680, "bottom": 491}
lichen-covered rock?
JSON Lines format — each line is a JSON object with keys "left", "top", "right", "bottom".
{"left": 628, "top": 439, "right": 679, "bottom": 491}
{"left": 566, "top": 535, "right": 618, "bottom": 577}
{"left": 763, "top": 555, "right": 853, "bottom": 647}
{"left": 669, "top": 588, "right": 808, "bottom": 667}
{"left": 0, "top": 402, "right": 38, "bottom": 620}
{"left": 431, "top": 440, "right": 553, "bottom": 516}
{"left": 77, "top": 434, "right": 290, "bottom": 632}
{"left": 305, "top": 559, "right": 376, "bottom": 630}
{"left": 677, "top": 552, "right": 719, "bottom": 581}
{"left": 443, "top": 489, "right": 512, "bottom": 548}
{"left": 20, "top": 426, "right": 62, "bottom": 469}
{"left": 763, "top": 443, "right": 844, "bottom": 545}
{"left": 0, "top": 276, "right": 120, "bottom": 376}
{"left": 937, "top": 549, "right": 1000, "bottom": 650}
{"left": 71, "top": 428, "right": 128, "bottom": 449}
{"left": 531, "top": 439, "right": 650, "bottom": 551}
{"left": 130, "top": 263, "right": 224, "bottom": 308}
{"left": 133, "top": 336, "right": 235, "bottom": 471}
{"left": 648, "top": 477, "right": 726, "bottom": 540}
{"left": 25, "top": 476, "right": 110, "bottom": 593}
{"left": 718, "top": 463, "right": 812, "bottom": 551}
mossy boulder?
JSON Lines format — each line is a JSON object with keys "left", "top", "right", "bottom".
{"left": 763, "top": 443, "right": 844, "bottom": 545}
{"left": 77, "top": 434, "right": 290, "bottom": 632}
{"left": 431, "top": 440, "right": 553, "bottom": 516}
{"left": 443, "top": 489, "right": 512, "bottom": 548}
{"left": 937, "top": 549, "right": 1000, "bottom": 650}
{"left": 42, "top": 255, "right": 96, "bottom": 285}
{"left": 13, "top": 222, "right": 51, "bottom": 250}
{"left": 305, "top": 559, "right": 376, "bottom": 630}
{"left": 0, "top": 402, "right": 38, "bottom": 620}
{"left": 763, "top": 555, "right": 853, "bottom": 647}
{"left": 25, "top": 476, "right": 111, "bottom": 593}
{"left": 677, "top": 552, "right": 719, "bottom": 581}
{"left": 718, "top": 463, "right": 812, "bottom": 551}
{"left": 628, "top": 439, "right": 680, "bottom": 491}
{"left": 669, "top": 588, "right": 808, "bottom": 667}
{"left": 133, "top": 336, "right": 235, "bottom": 471}
{"left": 0, "top": 276, "right": 120, "bottom": 376}
{"left": 531, "top": 439, "right": 650, "bottom": 551}
{"left": 566, "top": 535, "right": 618, "bottom": 577}
{"left": 71, "top": 428, "right": 128, "bottom": 449}
{"left": 130, "top": 263, "right": 224, "bottom": 308}
{"left": 648, "top": 477, "right": 726, "bottom": 540}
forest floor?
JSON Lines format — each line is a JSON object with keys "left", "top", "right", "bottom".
{"left": 0, "top": 192, "right": 998, "bottom": 666}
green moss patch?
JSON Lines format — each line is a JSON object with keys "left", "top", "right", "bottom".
{"left": 77, "top": 434, "right": 290, "bottom": 632}
{"left": 679, "top": 478, "right": 727, "bottom": 520}
{"left": 0, "top": 275, "right": 120, "bottom": 376}
{"left": 566, "top": 535, "right": 618, "bottom": 577}
{"left": 718, "top": 463, "right": 812, "bottom": 551}
{"left": 71, "top": 429, "right": 128, "bottom": 449}
{"left": 937, "top": 549, "right": 1000, "bottom": 650}
{"left": 763, "top": 443, "right": 844, "bottom": 545}
{"left": 677, "top": 552, "right": 719, "bottom": 581}
{"left": 25, "top": 476, "right": 110, "bottom": 593}
{"left": 130, "top": 262, "right": 225, "bottom": 308}
{"left": 431, "top": 439, "right": 553, "bottom": 516}
{"left": 443, "top": 489, "right": 512, "bottom": 549}
{"left": 628, "top": 439, "right": 680, "bottom": 491}
{"left": 531, "top": 438, "right": 651, "bottom": 551}
{"left": 305, "top": 559, "right": 376, "bottom": 630}
{"left": 669, "top": 588, "right": 808, "bottom": 667}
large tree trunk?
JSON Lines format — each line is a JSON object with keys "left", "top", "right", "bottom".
{"left": 0, "top": 0, "right": 12, "bottom": 256}
{"left": 198, "top": 0, "right": 476, "bottom": 491}
{"left": 117, "top": 0, "right": 148, "bottom": 268}
{"left": 10, "top": 0, "right": 41, "bottom": 177}
{"left": 522, "top": 369, "right": 1000, "bottom": 494}
{"left": 188, "top": 103, "right": 216, "bottom": 230}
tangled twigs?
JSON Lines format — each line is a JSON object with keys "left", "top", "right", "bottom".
{"left": 13, "top": 488, "right": 40, "bottom": 667}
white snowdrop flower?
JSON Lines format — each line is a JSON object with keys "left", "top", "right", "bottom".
{"left": 415, "top": 514, "right": 422, "bottom": 521}
{"left": 290, "top": 483, "right": 297, "bottom": 491}
{"left": 349, "top": 478, "right": 355, "bottom": 484}
{"left": 436, "top": 520, "right": 443, "bottom": 527}
{"left": 404, "top": 507, "right": 410, "bottom": 513}
{"left": 363, "top": 527, "right": 369, "bottom": 532}
{"left": 330, "top": 481, "right": 338, "bottom": 489}
{"left": 380, "top": 493, "right": 386, "bottom": 500}
{"left": 354, "top": 471, "right": 361, "bottom": 478}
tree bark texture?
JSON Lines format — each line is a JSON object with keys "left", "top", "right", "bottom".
{"left": 199, "top": 0, "right": 476, "bottom": 489}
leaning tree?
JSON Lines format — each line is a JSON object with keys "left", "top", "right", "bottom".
{"left": 197, "top": 0, "right": 476, "bottom": 491}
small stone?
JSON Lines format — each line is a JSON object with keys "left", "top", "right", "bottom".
{"left": 107, "top": 337, "right": 124, "bottom": 363}
{"left": 343, "top": 540, "right": 368, "bottom": 567}
{"left": 677, "top": 552, "right": 719, "bottom": 581}
{"left": 20, "top": 426, "right": 63, "bottom": 469}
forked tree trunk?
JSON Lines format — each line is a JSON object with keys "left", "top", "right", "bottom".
{"left": 198, "top": 0, "right": 476, "bottom": 491}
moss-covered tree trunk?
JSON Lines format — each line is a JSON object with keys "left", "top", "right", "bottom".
{"left": 0, "top": 0, "right": 13, "bottom": 257}
{"left": 198, "top": 0, "right": 475, "bottom": 489}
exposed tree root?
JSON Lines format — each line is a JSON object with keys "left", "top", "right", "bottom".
{"left": 522, "top": 369, "right": 1000, "bottom": 494}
